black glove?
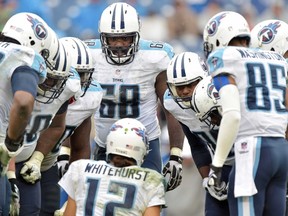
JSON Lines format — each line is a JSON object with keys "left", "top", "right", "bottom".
{"left": 57, "top": 154, "right": 69, "bottom": 178}
{"left": 7, "top": 172, "right": 20, "bottom": 216}
{"left": 162, "top": 148, "right": 183, "bottom": 191}
{"left": 205, "top": 165, "right": 228, "bottom": 201}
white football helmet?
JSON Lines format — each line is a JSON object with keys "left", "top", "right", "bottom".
{"left": 37, "top": 40, "right": 71, "bottom": 104}
{"left": 2, "top": 12, "right": 60, "bottom": 71}
{"left": 98, "top": 2, "right": 141, "bottom": 65}
{"left": 106, "top": 118, "right": 149, "bottom": 166}
{"left": 203, "top": 11, "right": 250, "bottom": 58}
{"left": 192, "top": 76, "right": 222, "bottom": 129}
{"left": 166, "top": 52, "right": 208, "bottom": 109}
{"left": 250, "top": 19, "right": 288, "bottom": 56}
{"left": 60, "top": 37, "right": 94, "bottom": 96}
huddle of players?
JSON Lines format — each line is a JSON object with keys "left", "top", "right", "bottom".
{"left": 0, "top": 2, "right": 287, "bottom": 216}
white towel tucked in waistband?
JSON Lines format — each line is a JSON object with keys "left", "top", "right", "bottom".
{"left": 234, "top": 136, "right": 258, "bottom": 197}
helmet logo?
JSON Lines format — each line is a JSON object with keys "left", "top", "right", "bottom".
{"left": 207, "top": 13, "right": 226, "bottom": 36}
{"left": 110, "top": 124, "right": 123, "bottom": 131}
{"left": 207, "top": 81, "right": 219, "bottom": 99}
{"left": 27, "top": 15, "right": 48, "bottom": 39}
{"left": 258, "top": 21, "right": 281, "bottom": 44}
{"left": 131, "top": 127, "right": 146, "bottom": 142}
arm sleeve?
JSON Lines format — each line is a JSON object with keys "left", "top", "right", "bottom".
{"left": 11, "top": 66, "right": 39, "bottom": 98}
{"left": 212, "top": 84, "right": 241, "bottom": 167}
{"left": 180, "top": 122, "right": 212, "bottom": 169}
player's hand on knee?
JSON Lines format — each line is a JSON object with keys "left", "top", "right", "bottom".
{"left": 57, "top": 146, "right": 70, "bottom": 178}
{"left": 0, "top": 136, "right": 24, "bottom": 176}
{"left": 57, "top": 154, "right": 69, "bottom": 178}
{"left": 203, "top": 165, "right": 228, "bottom": 201}
{"left": 20, "top": 151, "right": 44, "bottom": 184}
{"left": 162, "top": 147, "right": 183, "bottom": 191}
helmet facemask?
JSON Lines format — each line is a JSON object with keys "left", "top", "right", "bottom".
{"left": 36, "top": 73, "right": 68, "bottom": 104}
{"left": 100, "top": 32, "right": 140, "bottom": 65}
{"left": 167, "top": 77, "right": 202, "bottom": 109}
{"left": 78, "top": 68, "right": 94, "bottom": 97}
{"left": 197, "top": 106, "right": 222, "bottom": 130}
{"left": 36, "top": 42, "right": 70, "bottom": 104}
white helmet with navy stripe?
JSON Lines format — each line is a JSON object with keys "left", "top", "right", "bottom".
{"left": 60, "top": 37, "right": 94, "bottom": 96}
{"left": 166, "top": 52, "right": 208, "bottom": 109}
{"left": 98, "top": 2, "right": 141, "bottom": 65}
{"left": 250, "top": 19, "right": 288, "bottom": 56}
{"left": 37, "top": 40, "right": 71, "bottom": 104}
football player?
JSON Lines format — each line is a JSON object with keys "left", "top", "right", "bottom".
{"left": 206, "top": 11, "right": 288, "bottom": 215}
{"left": 86, "top": 2, "right": 184, "bottom": 191}
{"left": 59, "top": 118, "right": 166, "bottom": 216}
{"left": 40, "top": 37, "right": 103, "bottom": 215}
{"left": 7, "top": 39, "right": 81, "bottom": 215}
{"left": 164, "top": 51, "right": 231, "bottom": 215}
{"left": 0, "top": 12, "right": 60, "bottom": 215}
{"left": 250, "top": 18, "right": 288, "bottom": 216}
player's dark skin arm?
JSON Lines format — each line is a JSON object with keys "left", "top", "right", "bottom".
{"left": 8, "top": 91, "right": 34, "bottom": 141}
{"left": 35, "top": 111, "right": 67, "bottom": 156}
{"left": 156, "top": 71, "right": 185, "bottom": 150}
{"left": 68, "top": 116, "right": 92, "bottom": 163}
{"left": 181, "top": 123, "right": 212, "bottom": 179}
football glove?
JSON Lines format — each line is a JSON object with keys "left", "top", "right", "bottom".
{"left": 20, "top": 151, "right": 44, "bottom": 184}
{"left": 162, "top": 147, "right": 183, "bottom": 191}
{"left": 7, "top": 171, "right": 20, "bottom": 216}
{"left": 204, "top": 165, "right": 228, "bottom": 201}
{"left": 0, "top": 138, "right": 24, "bottom": 176}
{"left": 57, "top": 146, "right": 70, "bottom": 178}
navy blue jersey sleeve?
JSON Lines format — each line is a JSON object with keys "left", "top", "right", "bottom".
{"left": 11, "top": 66, "right": 39, "bottom": 98}
{"left": 180, "top": 122, "right": 212, "bottom": 169}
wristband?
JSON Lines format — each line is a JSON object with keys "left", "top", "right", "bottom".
{"left": 59, "top": 146, "right": 71, "bottom": 156}
{"left": 5, "top": 134, "right": 24, "bottom": 152}
{"left": 7, "top": 170, "right": 16, "bottom": 180}
{"left": 170, "top": 147, "right": 183, "bottom": 163}
{"left": 170, "top": 147, "right": 182, "bottom": 157}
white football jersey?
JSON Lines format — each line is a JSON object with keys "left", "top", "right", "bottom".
{"left": 15, "top": 69, "right": 81, "bottom": 162}
{"left": 41, "top": 80, "right": 103, "bottom": 171}
{"left": 59, "top": 159, "right": 166, "bottom": 216}
{"left": 0, "top": 42, "right": 47, "bottom": 140}
{"left": 87, "top": 39, "right": 174, "bottom": 147}
{"left": 207, "top": 47, "right": 288, "bottom": 141}
{"left": 164, "top": 89, "right": 234, "bottom": 165}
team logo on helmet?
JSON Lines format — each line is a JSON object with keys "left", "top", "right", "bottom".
{"left": 110, "top": 124, "right": 123, "bottom": 131}
{"left": 207, "top": 80, "right": 219, "bottom": 100}
{"left": 132, "top": 127, "right": 146, "bottom": 142}
{"left": 258, "top": 21, "right": 281, "bottom": 44}
{"left": 207, "top": 13, "right": 227, "bottom": 36}
{"left": 27, "top": 14, "right": 48, "bottom": 40}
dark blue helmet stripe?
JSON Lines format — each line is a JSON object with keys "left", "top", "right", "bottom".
{"left": 111, "top": 5, "right": 117, "bottom": 29}
{"left": 61, "top": 45, "right": 67, "bottom": 71}
{"left": 73, "top": 39, "right": 82, "bottom": 65}
{"left": 120, "top": 4, "right": 125, "bottom": 29}
{"left": 53, "top": 39, "right": 60, "bottom": 61}
{"left": 173, "top": 55, "right": 179, "bottom": 78}
{"left": 181, "top": 53, "right": 186, "bottom": 77}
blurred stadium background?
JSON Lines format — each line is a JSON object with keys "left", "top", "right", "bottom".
{"left": 1, "top": 0, "right": 288, "bottom": 56}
